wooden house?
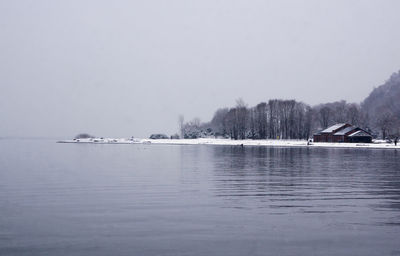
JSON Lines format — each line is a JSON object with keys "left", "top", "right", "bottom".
{"left": 313, "top": 123, "right": 372, "bottom": 143}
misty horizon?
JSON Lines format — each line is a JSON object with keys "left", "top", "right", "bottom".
{"left": 1, "top": 1, "right": 400, "bottom": 138}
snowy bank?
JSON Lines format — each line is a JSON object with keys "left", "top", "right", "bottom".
{"left": 57, "top": 138, "right": 400, "bottom": 149}
{"left": 146, "top": 138, "right": 400, "bottom": 149}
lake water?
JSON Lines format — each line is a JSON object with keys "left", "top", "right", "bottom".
{"left": 0, "top": 139, "right": 399, "bottom": 256}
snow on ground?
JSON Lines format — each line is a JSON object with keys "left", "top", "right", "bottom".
{"left": 57, "top": 137, "right": 400, "bottom": 149}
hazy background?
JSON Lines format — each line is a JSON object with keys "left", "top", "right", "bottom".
{"left": 1, "top": 0, "right": 400, "bottom": 138}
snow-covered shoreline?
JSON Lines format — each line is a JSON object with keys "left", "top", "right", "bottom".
{"left": 57, "top": 138, "right": 399, "bottom": 149}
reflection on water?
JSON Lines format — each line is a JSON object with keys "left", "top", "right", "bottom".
{"left": 0, "top": 140, "right": 399, "bottom": 256}
{"left": 209, "top": 147, "right": 400, "bottom": 221}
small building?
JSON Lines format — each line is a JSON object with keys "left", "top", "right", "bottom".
{"left": 313, "top": 123, "right": 372, "bottom": 143}
{"left": 313, "top": 123, "right": 351, "bottom": 142}
{"left": 346, "top": 130, "right": 373, "bottom": 143}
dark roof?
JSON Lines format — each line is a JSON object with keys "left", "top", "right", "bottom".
{"left": 348, "top": 130, "right": 372, "bottom": 137}
{"left": 333, "top": 126, "right": 357, "bottom": 136}
{"left": 320, "top": 123, "right": 348, "bottom": 133}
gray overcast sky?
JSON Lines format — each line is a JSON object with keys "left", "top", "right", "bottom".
{"left": 1, "top": 0, "right": 400, "bottom": 138}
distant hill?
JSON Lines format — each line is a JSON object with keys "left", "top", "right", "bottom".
{"left": 362, "top": 71, "right": 400, "bottom": 138}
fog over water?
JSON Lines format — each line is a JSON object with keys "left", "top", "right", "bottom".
{"left": 1, "top": 1, "right": 400, "bottom": 138}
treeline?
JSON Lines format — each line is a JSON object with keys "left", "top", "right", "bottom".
{"left": 179, "top": 71, "right": 400, "bottom": 140}
{"left": 210, "top": 99, "right": 313, "bottom": 140}
{"left": 180, "top": 99, "right": 369, "bottom": 140}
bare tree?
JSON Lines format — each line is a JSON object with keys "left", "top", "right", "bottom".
{"left": 210, "top": 108, "right": 229, "bottom": 137}
{"left": 319, "top": 106, "right": 331, "bottom": 129}
{"left": 255, "top": 102, "right": 268, "bottom": 139}
{"left": 375, "top": 107, "right": 399, "bottom": 139}
{"left": 332, "top": 100, "right": 347, "bottom": 123}
{"left": 235, "top": 98, "right": 248, "bottom": 139}
{"left": 268, "top": 100, "right": 279, "bottom": 139}
{"left": 178, "top": 115, "right": 184, "bottom": 139}
{"left": 346, "top": 104, "right": 360, "bottom": 126}
{"left": 225, "top": 108, "right": 238, "bottom": 139}
{"left": 248, "top": 108, "right": 257, "bottom": 139}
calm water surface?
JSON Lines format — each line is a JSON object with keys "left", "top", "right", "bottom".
{"left": 0, "top": 139, "right": 399, "bottom": 256}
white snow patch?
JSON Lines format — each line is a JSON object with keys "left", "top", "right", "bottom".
{"left": 57, "top": 138, "right": 400, "bottom": 149}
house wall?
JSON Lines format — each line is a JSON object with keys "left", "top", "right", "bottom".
{"left": 332, "top": 135, "right": 345, "bottom": 143}
{"left": 348, "top": 136, "right": 372, "bottom": 143}
{"left": 313, "top": 134, "right": 328, "bottom": 142}
{"left": 314, "top": 134, "right": 372, "bottom": 143}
